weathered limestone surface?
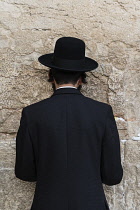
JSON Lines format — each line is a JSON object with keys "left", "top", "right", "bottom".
{"left": 0, "top": 0, "right": 140, "bottom": 209}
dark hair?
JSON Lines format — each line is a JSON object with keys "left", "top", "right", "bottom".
{"left": 48, "top": 68, "right": 87, "bottom": 85}
{"left": 48, "top": 68, "right": 87, "bottom": 91}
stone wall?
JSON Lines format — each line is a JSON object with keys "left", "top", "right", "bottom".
{"left": 0, "top": 0, "right": 140, "bottom": 209}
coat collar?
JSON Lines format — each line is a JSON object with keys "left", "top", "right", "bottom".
{"left": 50, "top": 87, "right": 84, "bottom": 97}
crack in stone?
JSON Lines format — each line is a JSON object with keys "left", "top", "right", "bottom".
{"left": 21, "top": 28, "right": 51, "bottom": 31}
{"left": 0, "top": 132, "right": 17, "bottom": 135}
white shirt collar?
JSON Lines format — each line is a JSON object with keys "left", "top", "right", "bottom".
{"left": 56, "top": 86, "right": 77, "bottom": 90}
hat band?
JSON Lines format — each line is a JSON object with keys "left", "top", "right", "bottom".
{"left": 52, "top": 55, "right": 85, "bottom": 70}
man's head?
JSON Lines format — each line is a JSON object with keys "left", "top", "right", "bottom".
{"left": 38, "top": 37, "right": 98, "bottom": 92}
{"left": 48, "top": 68, "right": 87, "bottom": 92}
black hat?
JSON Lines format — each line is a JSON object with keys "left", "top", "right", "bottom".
{"left": 38, "top": 37, "right": 98, "bottom": 72}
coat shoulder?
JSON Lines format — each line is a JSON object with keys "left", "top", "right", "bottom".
{"left": 23, "top": 97, "right": 51, "bottom": 112}
{"left": 83, "top": 96, "right": 110, "bottom": 110}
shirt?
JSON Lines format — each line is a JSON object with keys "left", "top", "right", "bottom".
{"left": 56, "top": 86, "right": 77, "bottom": 90}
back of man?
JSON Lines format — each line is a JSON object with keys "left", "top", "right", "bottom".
{"left": 15, "top": 87, "right": 123, "bottom": 210}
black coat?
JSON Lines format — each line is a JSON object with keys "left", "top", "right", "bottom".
{"left": 15, "top": 87, "right": 123, "bottom": 210}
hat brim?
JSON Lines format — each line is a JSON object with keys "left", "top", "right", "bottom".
{"left": 38, "top": 53, "right": 98, "bottom": 72}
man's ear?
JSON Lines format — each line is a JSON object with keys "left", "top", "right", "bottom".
{"left": 78, "top": 77, "right": 82, "bottom": 85}
{"left": 51, "top": 77, "right": 56, "bottom": 84}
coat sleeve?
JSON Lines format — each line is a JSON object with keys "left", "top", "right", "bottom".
{"left": 100, "top": 105, "right": 123, "bottom": 186}
{"left": 15, "top": 108, "right": 37, "bottom": 182}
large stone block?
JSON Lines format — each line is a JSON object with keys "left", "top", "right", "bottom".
{"left": 0, "top": 169, "right": 36, "bottom": 210}
{"left": 123, "top": 140, "right": 140, "bottom": 210}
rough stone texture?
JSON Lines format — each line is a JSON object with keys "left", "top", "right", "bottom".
{"left": 0, "top": 0, "right": 140, "bottom": 209}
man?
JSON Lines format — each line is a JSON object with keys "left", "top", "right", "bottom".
{"left": 15, "top": 37, "right": 123, "bottom": 210}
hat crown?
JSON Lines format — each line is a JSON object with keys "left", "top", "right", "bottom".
{"left": 54, "top": 37, "right": 85, "bottom": 60}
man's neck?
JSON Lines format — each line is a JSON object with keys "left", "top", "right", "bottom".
{"left": 56, "top": 85, "right": 77, "bottom": 90}
{"left": 51, "top": 83, "right": 82, "bottom": 92}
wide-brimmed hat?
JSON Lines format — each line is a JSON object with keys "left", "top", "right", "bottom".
{"left": 38, "top": 37, "right": 98, "bottom": 72}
